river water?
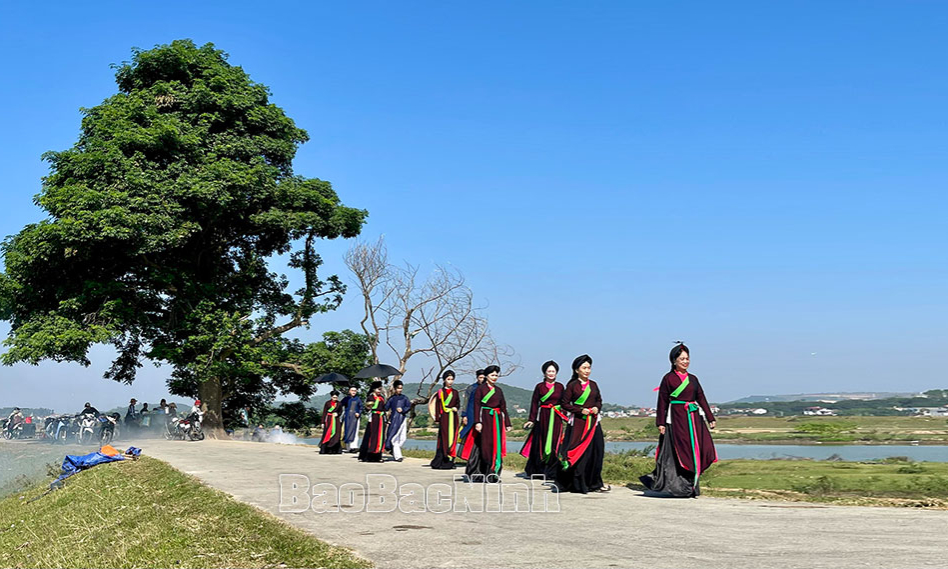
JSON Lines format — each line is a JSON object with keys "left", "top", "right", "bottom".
{"left": 299, "top": 437, "right": 948, "bottom": 462}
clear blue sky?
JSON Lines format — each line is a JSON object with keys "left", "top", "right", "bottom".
{"left": 1, "top": 1, "right": 946, "bottom": 411}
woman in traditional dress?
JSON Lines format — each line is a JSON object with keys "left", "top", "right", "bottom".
{"left": 467, "top": 365, "right": 512, "bottom": 482}
{"left": 458, "top": 369, "right": 485, "bottom": 473}
{"left": 358, "top": 381, "right": 387, "bottom": 463}
{"left": 429, "top": 370, "right": 462, "bottom": 469}
{"left": 319, "top": 390, "right": 343, "bottom": 454}
{"left": 556, "top": 354, "right": 610, "bottom": 493}
{"left": 640, "top": 342, "right": 717, "bottom": 497}
{"left": 520, "top": 360, "right": 567, "bottom": 481}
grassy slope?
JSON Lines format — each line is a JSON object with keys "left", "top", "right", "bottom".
{"left": 0, "top": 456, "right": 370, "bottom": 569}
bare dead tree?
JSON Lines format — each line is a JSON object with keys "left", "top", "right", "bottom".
{"left": 345, "top": 237, "right": 520, "bottom": 420}
{"left": 343, "top": 236, "right": 393, "bottom": 365}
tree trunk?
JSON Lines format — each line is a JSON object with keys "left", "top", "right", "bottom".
{"left": 199, "top": 376, "right": 225, "bottom": 438}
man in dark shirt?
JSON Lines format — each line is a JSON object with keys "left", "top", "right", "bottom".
{"left": 78, "top": 402, "right": 100, "bottom": 417}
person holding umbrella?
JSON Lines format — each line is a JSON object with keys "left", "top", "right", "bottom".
{"left": 358, "top": 381, "right": 387, "bottom": 462}
{"left": 340, "top": 386, "right": 363, "bottom": 452}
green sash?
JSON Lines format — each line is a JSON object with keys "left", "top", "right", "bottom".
{"left": 574, "top": 383, "right": 591, "bottom": 405}
{"left": 440, "top": 389, "right": 454, "bottom": 408}
{"left": 481, "top": 385, "right": 496, "bottom": 404}
{"left": 670, "top": 376, "right": 690, "bottom": 398}
{"left": 539, "top": 383, "right": 556, "bottom": 403}
{"left": 543, "top": 404, "right": 563, "bottom": 459}
{"left": 671, "top": 399, "right": 703, "bottom": 489}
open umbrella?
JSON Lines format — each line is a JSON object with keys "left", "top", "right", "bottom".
{"left": 315, "top": 372, "right": 349, "bottom": 384}
{"left": 354, "top": 364, "right": 402, "bottom": 379}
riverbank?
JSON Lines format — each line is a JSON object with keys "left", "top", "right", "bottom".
{"left": 0, "top": 454, "right": 369, "bottom": 568}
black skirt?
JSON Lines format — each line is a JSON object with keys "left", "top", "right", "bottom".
{"left": 523, "top": 431, "right": 561, "bottom": 482}
{"left": 358, "top": 432, "right": 383, "bottom": 462}
{"left": 639, "top": 422, "right": 699, "bottom": 497}
{"left": 429, "top": 446, "right": 457, "bottom": 469}
{"left": 556, "top": 423, "right": 605, "bottom": 493}
{"left": 463, "top": 435, "right": 496, "bottom": 482}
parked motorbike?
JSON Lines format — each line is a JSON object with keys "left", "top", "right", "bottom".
{"left": 76, "top": 413, "right": 99, "bottom": 444}
{"left": 98, "top": 413, "right": 120, "bottom": 445}
{"left": 167, "top": 412, "right": 205, "bottom": 441}
{"left": 44, "top": 415, "right": 75, "bottom": 443}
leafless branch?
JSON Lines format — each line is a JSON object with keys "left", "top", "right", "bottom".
{"left": 345, "top": 237, "right": 519, "bottom": 406}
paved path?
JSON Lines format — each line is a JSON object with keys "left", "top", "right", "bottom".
{"left": 136, "top": 438, "right": 948, "bottom": 569}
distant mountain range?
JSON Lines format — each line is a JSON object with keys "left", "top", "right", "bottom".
{"left": 725, "top": 392, "right": 920, "bottom": 404}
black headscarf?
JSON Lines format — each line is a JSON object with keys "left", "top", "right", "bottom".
{"left": 541, "top": 360, "right": 559, "bottom": 375}
{"left": 570, "top": 354, "right": 592, "bottom": 382}
{"left": 370, "top": 380, "right": 383, "bottom": 391}
{"left": 330, "top": 390, "right": 340, "bottom": 397}
{"left": 442, "top": 370, "right": 456, "bottom": 382}
{"left": 669, "top": 342, "right": 690, "bottom": 372}
{"left": 484, "top": 365, "right": 501, "bottom": 377}
{"left": 392, "top": 379, "right": 404, "bottom": 388}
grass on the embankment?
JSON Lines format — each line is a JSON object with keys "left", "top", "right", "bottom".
{"left": 0, "top": 456, "right": 370, "bottom": 569}
{"left": 403, "top": 449, "right": 948, "bottom": 509}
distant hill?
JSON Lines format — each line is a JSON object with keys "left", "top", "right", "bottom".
{"left": 726, "top": 392, "right": 920, "bottom": 404}
{"left": 1, "top": 406, "right": 55, "bottom": 418}
{"left": 721, "top": 389, "right": 948, "bottom": 416}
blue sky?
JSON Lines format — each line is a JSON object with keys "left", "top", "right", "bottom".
{"left": 1, "top": 1, "right": 946, "bottom": 411}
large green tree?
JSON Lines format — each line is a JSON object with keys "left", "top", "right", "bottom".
{"left": 0, "top": 40, "right": 367, "bottom": 433}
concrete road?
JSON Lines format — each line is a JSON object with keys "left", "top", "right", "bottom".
{"left": 135, "top": 438, "right": 948, "bottom": 569}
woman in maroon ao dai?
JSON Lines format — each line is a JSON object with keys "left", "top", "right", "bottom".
{"left": 429, "top": 370, "right": 462, "bottom": 470}
{"left": 358, "top": 381, "right": 387, "bottom": 463}
{"left": 556, "top": 354, "right": 610, "bottom": 493}
{"left": 468, "top": 365, "right": 512, "bottom": 482}
{"left": 640, "top": 343, "right": 718, "bottom": 497}
{"left": 319, "top": 390, "right": 343, "bottom": 454}
{"left": 520, "top": 360, "right": 566, "bottom": 481}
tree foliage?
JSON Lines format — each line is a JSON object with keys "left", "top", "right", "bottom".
{"left": 0, "top": 40, "right": 367, "bottom": 430}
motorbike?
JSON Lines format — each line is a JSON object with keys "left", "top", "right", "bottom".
{"left": 98, "top": 413, "right": 120, "bottom": 445}
{"left": 76, "top": 413, "right": 99, "bottom": 444}
{"left": 167, "top": 412, "right": 205, "bottom": 441}
{"left": 44, "top": 415, "right": 75, "bottom": 443}
{"left": 2, "top": 419, "right": 24, "bottom": 440}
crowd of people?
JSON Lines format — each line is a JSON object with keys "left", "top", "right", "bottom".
{"left": 3, "top": 398, "right": 206, "bottom": 443}
{"left": 316, "top": 343, "right": 717, "bottom": 497}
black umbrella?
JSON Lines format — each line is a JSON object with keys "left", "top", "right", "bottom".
{"left": 315, "top": 372, "right": 349, "bottom": 384}
{"left": 354, "top": 364, "right": 403, "bottom": 379}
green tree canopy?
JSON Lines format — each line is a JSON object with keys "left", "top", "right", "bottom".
{"left": 0, "top": 40, "right": 367, "bottom": 431}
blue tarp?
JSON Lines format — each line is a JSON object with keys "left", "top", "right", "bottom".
{"left": 50, "top": 446, "right": 141, "bottom": 488}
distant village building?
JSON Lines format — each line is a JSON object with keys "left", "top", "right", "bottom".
{"left": 750, "top": 408, "right": 768, "bottom": 415}
{"left": 904, "top": 407, "right": 948, "bottom": 417}
{"left": 803, "top": 406, "right": 838, "bottom": 416}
